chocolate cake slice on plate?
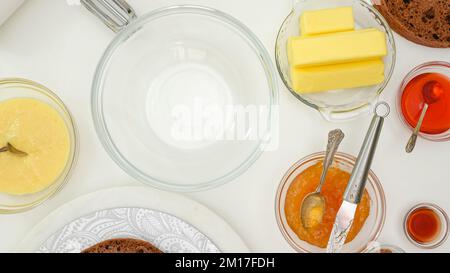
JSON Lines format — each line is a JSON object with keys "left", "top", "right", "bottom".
{"left": 373, "top": 0, "right": 449, "bottom": 48}
{"left": 82, "top": 238, "right": 163, "bottom": 253}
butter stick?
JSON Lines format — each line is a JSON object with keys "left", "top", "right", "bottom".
{"left": 288, "top": 29, "right": 387, "bottom": 68}
{"left": 290, "top": 59, "right": 385, "bottom": 93}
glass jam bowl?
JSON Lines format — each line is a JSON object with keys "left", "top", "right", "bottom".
{"left": 397, "top": 61, "right": 450, "bottom": 142}
{"left": 275, "top": 0, "right": 396, "bottom": 121}
{"left": 403, "top": 203, "right": 449, "bottom": 249}
{"left": 0, "top": 78, "right": 78, "bottom": 213}
{"left": 91, "top": 6, "right": 278, "bottom": 192}
{"left": 275, "top": 152, "right": 386, "bottom": 253}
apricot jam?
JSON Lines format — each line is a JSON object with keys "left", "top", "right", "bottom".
{"left": 284, "top": 162, "right": 370, "bottom": 248}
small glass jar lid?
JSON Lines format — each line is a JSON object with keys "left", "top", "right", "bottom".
{"left": 364, "top": 242, "right": 405, "bottom": 253}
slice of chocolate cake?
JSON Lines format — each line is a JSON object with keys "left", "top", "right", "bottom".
{"left": 82, "top": 238, "right": 163, "bottom": 253}
{"left": 373, "top": 0, "right": 450, "bottom": 48}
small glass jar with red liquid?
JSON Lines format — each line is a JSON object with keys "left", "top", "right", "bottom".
{"left": 404, "top": 203, "right": 449, "bottom": 249}
{"left": 397, "top": 62, "right": 450, "bottom": 142}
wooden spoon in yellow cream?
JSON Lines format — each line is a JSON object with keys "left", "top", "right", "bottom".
{"left": 0, "top": 142, "right": 28, "bottom": 156}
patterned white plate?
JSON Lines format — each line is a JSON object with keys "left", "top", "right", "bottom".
{"left": 38, "top": 207, "right": 220, "bottom": 253}
{"left": 17, "top": 186, "right": 249, "bottom": 253}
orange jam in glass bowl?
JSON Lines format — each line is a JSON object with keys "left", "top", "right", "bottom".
{"left": 284, "top": 161, "right": 370, "bottom": 248}
{"left": 275, "top": 152, "right": 386, "bottom": 253}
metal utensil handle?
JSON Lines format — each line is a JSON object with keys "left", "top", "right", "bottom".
{"left": 317, "top": 129, "right": 345, "bottom": 192}
{"left": 81, "top": 0, "right": 137, "bottom": 32}
{"left": 343, "top": 102, "right": 390, "bottom": 204}
{"left": 405, "top": 103, "right": 428, "bottom": 153}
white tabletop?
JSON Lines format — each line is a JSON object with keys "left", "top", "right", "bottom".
{"left": 0, "top": 0, "right": 449, "bottom": 253}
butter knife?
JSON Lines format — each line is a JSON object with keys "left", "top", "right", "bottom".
{"left": 326, "top": 102, "right": 390, "bottom": 253}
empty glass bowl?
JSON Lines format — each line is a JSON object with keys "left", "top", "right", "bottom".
{"left": 275, "top": 152, "right": 386, "bottom": 253}
{"left": 275, "top": 0, "right": 396, "bottom": 121}
{"left": 91, "top": 6, "right": 278, "bottom": 191}
{"left": 0, "top": 78, "right": 78, "bottom": 213}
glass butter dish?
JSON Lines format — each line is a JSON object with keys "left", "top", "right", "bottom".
{"left": 276, "top": 0, "right": 396, "bottom": 121}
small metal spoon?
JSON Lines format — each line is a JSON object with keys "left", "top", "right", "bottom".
{"left": 405, "top": 81, "right": 443, "bottom": 153}
{"left": 300, "top": 129, "right": 345, "bottom": 229}
{"left": 405, "top": 104, "right": 428, "bottom": 153}
{"left": 0, "top": 143, "right": 28, "bottom": 157}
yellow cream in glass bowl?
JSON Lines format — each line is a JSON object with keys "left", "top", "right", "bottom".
{"left": 0, "top": 98, "right": 70, "bottom": 194}
{"left": 0, "top": 79, "right": 77, "bottom": 213}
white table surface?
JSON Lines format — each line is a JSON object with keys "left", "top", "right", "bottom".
{"left": 0, "top": 0, "right": 449, "bottom": 253}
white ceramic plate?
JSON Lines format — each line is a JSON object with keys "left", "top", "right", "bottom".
{"left": 38, "top": 207, "right": 220, "bottom": 253}
{"left": 16, "top": 186, "right": 249, "bottom": 253}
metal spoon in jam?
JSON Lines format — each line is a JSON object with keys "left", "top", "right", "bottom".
{"left": 405, "top": 81, "right": 444, "bottom": 153}
{"left": 300, "top": 129, "right": 344, "bottom": 229}
{"left": 0, "top": 143, "right": 28, "bottom": 157}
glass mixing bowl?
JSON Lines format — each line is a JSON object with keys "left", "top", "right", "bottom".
{"left": 0, "top": 78, "right": 78, "bottom": 213}
{"left": 275, "top": 0, "right": 396, "bottom": 121}
{"left": 90, "top": 5, "right": 278, "bottom": 191}
{"left": 275, "top": 152, "right": 386, "bottom": 253}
